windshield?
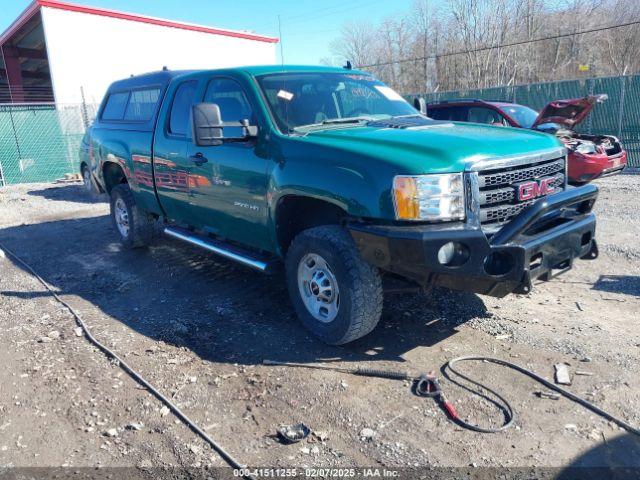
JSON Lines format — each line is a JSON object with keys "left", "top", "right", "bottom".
{"left": 256, "top": 72, "right": 418, "bottom": 133}
{"left": 501, "top": 104, "right": 539, "bottom": 129}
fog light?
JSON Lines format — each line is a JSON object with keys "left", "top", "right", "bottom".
{"left": 437, "top": 241, "right": 470, "bottom": 266}
{"left": 438, "top": 242, "right": 456, "bottom": 264}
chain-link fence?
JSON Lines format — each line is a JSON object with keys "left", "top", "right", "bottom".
{"left": 1, "top": 75, "right": 639, "bottom": 187}
{"left": 0, "top": 103, "right": 99, "bottom": 186}
{"left": 416, "top": 74, "right": 640, "bottom": 167}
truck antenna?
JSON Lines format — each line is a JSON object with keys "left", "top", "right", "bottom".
{"left": 277, "top": 14, "right": 291, "bottom": 132}
{"left": 277, "top": 15, "right": 285, "bottom": 65}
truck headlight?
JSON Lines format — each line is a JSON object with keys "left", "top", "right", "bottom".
{"left": 393, "top": 173, "right": 465, "bottom": 221}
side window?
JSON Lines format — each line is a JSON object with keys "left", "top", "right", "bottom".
{"left": 204, "top": 78, "right": 254, "bottom": 138}
{"left": 427, "top": 106, "right": 468, "bottom": 121}
{"left": 468, "top": 107, "right": 506, "bottom": 126}
{"left": 124, "top": 88, "right": 161, "bottom": 122}
{"left": 102, "top": 92, "right": 129, "bottom": 121}
{"left": 427, "top": 108, "right": 447, "bottom": 120}
{"left": 169, "top": 81, "right": 198, "bottom": 136}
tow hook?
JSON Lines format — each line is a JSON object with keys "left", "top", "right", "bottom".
{"left": 581, "top": 238, "right": 599, "bottom": 260}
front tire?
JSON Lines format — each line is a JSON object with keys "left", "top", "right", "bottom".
{"left": 109, "top": 183, "right": 158, "bottom": 249}
{"left": 285, "top": 225, "right": 383, "bottom": 345}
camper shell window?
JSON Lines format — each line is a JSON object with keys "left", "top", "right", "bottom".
{"left": 101, "top": 92, "right": 130, "bottom": 121}
{"left": 101, "top": 87, "right": 162, "bottom": 123}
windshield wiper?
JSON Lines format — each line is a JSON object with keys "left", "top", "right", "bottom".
{"left": 321, "top": 116, "right": 373, "bottom": 125}
{"left": 292, "top": 116, "right": 376, "bottom": 133}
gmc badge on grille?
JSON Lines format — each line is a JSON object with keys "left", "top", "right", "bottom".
{"left": 516, "top": 177, "right": 555, "bottom": 201}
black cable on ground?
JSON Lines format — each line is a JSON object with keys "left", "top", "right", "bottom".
{"left": 444, "top": 356, "right": 640, "bottom": 436}
{"left": 3, "top": 241, "right": 638, "bottom": 453}
{"left": 0, "top": 243, "right": 251, "bottom": 477}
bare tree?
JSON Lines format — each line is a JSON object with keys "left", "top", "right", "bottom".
{"left": 328, "top": 21, "right": 378, "bottom": 69}
{"left": 326, "top": 0, "right": 640, "bottom": 93}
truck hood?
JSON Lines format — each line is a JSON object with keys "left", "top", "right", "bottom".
{"left": 532, "top": 94, "right": 607, "bottom": 129}
{"left": 294, "top": 117, "right": 562, "bottom": 173}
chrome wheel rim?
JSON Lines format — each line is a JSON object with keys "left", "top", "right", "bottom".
{"left": 114, "top": 198, "right": 130, "bottom": 238}
{"left": 297, "top": 253, "right": 340, "bottom": 323}
{"left": 82, "top": 169, "right": 92, "bottom": 192}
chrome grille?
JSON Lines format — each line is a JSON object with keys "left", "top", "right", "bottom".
{"left": 478, "top": 159, "right": 565, "bottom": 188}
{"left": 481, "top": 199, "right": 536, "bottom": 223}
{"left": 477, "top": 156, "right": 566, "bottom": 229}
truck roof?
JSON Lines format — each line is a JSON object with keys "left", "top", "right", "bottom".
{"left": 108, "top": 65, "right": 370, "bottom": 91}
{"left": 107, "top": 69, "right": 196, "bottom": 92}
{"left": 236, "top": 64, "right": 369, "bottom": 76}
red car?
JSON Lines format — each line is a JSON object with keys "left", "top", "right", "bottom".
{"left": 426, "top": 95, "right": 627, "bottom": 184}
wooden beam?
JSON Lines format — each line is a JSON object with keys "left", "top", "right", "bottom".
{"left": 17, "top": 47, "right": 46, "bottom": 59}
{"left": 2, "top": 46, "right": 46, "bottom": 60}
{"left": 0, "top": 67, "right": 49, "bottom": 79}
{"left": 1, "top": 51, "right": 24, "bottom": 101}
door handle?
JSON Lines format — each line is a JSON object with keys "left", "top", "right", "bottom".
{"left": 190, "top": 153, "right": 208, "bottom": 166}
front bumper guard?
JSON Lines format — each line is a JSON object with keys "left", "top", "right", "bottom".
{"left": 349, "top": 184, "right": 599, "bottom": 298}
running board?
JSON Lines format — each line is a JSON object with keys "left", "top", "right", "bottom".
{"left": 164, "top": 226, "right": 279, "bottom": 273}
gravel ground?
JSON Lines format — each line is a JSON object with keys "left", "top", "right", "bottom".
{"left": 0, "top": 174, "right": 639, "bottom": 476}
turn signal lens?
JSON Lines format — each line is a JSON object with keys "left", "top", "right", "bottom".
{"left": 393, "top": 176, "right": 419, "bottom": 220}
{"left": 393, "top": 174, "right": 465, "bottom": 221}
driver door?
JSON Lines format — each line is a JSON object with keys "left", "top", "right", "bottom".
{"left": 185, "top": 76, "right": 271, "bottom": 251}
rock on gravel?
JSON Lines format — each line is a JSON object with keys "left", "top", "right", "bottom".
{"left": 554, "top": 364, "right": 571, "bottom": 385}
{"left": 359, "top": 428, "right": 376, "bottom": 441}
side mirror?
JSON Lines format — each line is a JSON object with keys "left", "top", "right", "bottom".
{"left": 240, "top": 119, "right": 259, "bottom": 139}
{"left": 413, "top": 97, "right": 427, "bottom": 115}
{"left": 192, "top": 103, "right": 223, "bottom": 147}
{"left": 192, "top": 103, "right": 258, "bottom": 146}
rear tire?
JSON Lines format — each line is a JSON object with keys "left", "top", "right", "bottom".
{"left": 109, "top": 183, "right": 158, "bottom": 249}
{"left": 285, "top": 225, "right": 383, "bottom": 345}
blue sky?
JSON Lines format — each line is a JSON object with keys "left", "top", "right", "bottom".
{"left": 1, "top": 0, "right": 413, "bottom": 64}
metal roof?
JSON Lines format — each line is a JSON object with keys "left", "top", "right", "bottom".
{"left": 0, "top": 0, "right": 279, "bottom": 46}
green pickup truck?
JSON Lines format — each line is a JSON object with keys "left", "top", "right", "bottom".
{"left": 80, "top": 65, "right": 599, "bottom": 344}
